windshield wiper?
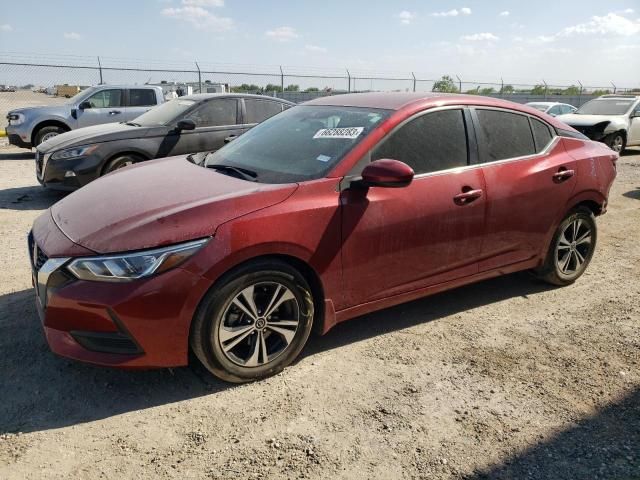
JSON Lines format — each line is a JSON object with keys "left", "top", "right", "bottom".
{"left": 125, "top": 121, "right": 141, "bottom": 126}
{"left": 206, "top": 163, "right": 258, "bottom": 182}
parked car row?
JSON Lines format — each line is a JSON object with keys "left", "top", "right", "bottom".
{"left": 25, "top": 91, "right": 617, "bottom": 382}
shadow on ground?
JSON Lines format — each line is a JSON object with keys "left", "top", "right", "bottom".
{"left": 0, "top": 152, "right": 35, "bottom": 161}
{"left": 1, "top": 271, "right": 554, "bottom": 435}
{"left": 0, "top": 185, "right": 66, "bottom": 210}
{"left": 623, "top": 187, "right": 640, "bottom": 200}
{"left": 465, "top": 387, "right": 640, "bottom": 480}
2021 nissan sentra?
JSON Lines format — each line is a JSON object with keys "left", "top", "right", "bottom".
{"left": 29, "top": 92, "right": 617, "bottom": 382}
{"left": 34, "top": 94, "right": 293, "bottom": 190}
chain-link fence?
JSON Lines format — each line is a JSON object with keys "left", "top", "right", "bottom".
{"left": 1, "top": 53, "right": 638, "bottom": 121}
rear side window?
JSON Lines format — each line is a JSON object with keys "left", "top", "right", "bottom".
{"left": 186, "top": 98, "right": 238, "bottom": 127}
{"left": 476, "top": 109, "right": 535, "bottom": 161}
{"left": 245, "top": 99, "right": 284, "bottom": 124}
{"left": 129, "top": 89, "right": 157, "bottom": 107}
{"left": 531, "top": 118, "right": 553, "bottom": 152}
{"left": 372, "top": 109, "right": 468, "bottom": 175}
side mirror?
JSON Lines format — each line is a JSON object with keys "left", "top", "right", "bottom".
{"left": 176, "top": 119, "right": 196, "bottom": 131}
{"left": 78, "top": 101, "right": 91, "bottom": 110}
{"left": 355, "top": 159, "right": 414, "bottom": 188}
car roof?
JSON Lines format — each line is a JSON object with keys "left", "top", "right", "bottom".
{"left": 526, "top": 101, "right": 564, "bottom": 107}
{"left": 304, "top": 92, "right": 573, "bottom": 130}
{"left": 180, "top": 93, "right": 295, "bottom": 104}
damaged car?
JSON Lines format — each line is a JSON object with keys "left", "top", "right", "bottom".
{"left": 556, "top": 95, "right": 640, "bottom": 153}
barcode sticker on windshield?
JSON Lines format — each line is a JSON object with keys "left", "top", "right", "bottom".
{"left": 313, "top": 127, "right": 364, "bottom": 139}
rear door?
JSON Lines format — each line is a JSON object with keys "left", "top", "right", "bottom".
{"left": 472, "top": 108, "right": 577, "bottom": 271}
{"left": 126, "top": 88, "right": 159, "bottom": 121}
{"left": 76, "top": 88, "right": 125, "bottom": 127}
{"left": 154, "top": 98, "right": 243, "bottom": 157}
{"left": 340, "top": 107, "right": 487, "bottom": 307}
{"left": 242, "top": 98, "right": 287, "bottom": 133}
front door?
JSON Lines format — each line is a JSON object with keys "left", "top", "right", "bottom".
{"left": 76, "top": 89, "right": 125, "bottom": 128}
{"left": 629, "top": 105, "right": 640, "bottom": 146}
{"left": 339, "top": 108, "right": 487, "bottom": 308}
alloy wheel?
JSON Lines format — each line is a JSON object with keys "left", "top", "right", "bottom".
{"left": 218, "top": 282, "right": 300, "bottom": 367}
{"left": 39, "top": 132, "right": 59, "bottom": 144}
{"left": 555, "top": 218, "right": 592, "bottom": 276}
{"left": 611, "top": 135, "right": 624, "bottom": 153}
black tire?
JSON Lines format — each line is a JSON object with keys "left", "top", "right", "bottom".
{"left": 34, "top": 126, "right": 66, "bottom": 146}
{"left": 102, "top": 154, "right": 142, "bottom": 175}
{"left": 604, "top": 132, "right": 626, "bottom": 153}
{"left": 190, "top": 260, "right": 315, "bottom": 383}
{"left": 536, "top": 207, "right": 597, "bottom": 286}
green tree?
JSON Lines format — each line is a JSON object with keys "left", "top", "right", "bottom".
{"left": 264, "top": 83, "right": 283, "bottom": 92}
{"left": 591, "top": 89, "right": 611, "bottom": 96}
{"left": 432, "top": 75, "right": 459, "bottom": 93}
{"left": 305, "top": 87, "right": 320, "bottom": 92}
{"left": 531, "top": 84, "right": 546, "bottom": 95}
{"left": 502, "top": 84, "right": 514, "bottom": 94}
{"left": 284, "top": 84, "right": 300, "bottom": 91}
{"left": 479, "top": 87, "right": 495, "bottom": 95}
{"left": 231, "top": 83, "right": 262, "bottom": 92}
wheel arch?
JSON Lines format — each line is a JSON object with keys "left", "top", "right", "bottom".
{"left": 31, "top": 119, "right": 71, "bottom": 144}
{"left": 101, "top": 150, "right": 150, "bottom": 175}
{"left": 566, "top": 190, "right": 606, "bottom": 217}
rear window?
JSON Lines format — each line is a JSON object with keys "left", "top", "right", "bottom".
{"left": 129, "top": 89, "right": 157, "bottom": 107}
{"left": 245, "top": 99, "right": 284, "bottom": 124}
{"left": 476, "top": 109, "right": 535, "bottom": 162}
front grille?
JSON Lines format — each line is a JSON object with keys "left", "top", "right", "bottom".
{"left": 28, "top": 232, "right": 49, "bottom": 271}
{"left": 35, "top": 151, "right": 44, "bottom": 176}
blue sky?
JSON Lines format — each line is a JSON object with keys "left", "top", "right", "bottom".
{"left": 1, "top": 0, "right": 639, "bottom": 87}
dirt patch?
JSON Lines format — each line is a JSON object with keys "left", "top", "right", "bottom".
{"left": 1, "top": 147, "right": 639, "bottom": 479}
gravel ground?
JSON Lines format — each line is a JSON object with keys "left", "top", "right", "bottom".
{"left": 0, "top": 141, "right": 639, "bottom": 480}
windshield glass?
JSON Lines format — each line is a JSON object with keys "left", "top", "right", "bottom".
{"left": 577, "top": 99, "right": 635, "bottom": 115}
{"left": 65, "top": 86, "right": 96, "bottom": 105}
{"left": 527, "top": 103, "right": 550, "bottom": 112}
{"left": 204, "top": 105, "right": 391, "bottom": 183}
{"left": 133, "top": 99, "right": 196, "bottom": 126}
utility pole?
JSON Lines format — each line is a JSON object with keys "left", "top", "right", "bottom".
{"left": 279, "top": 66, "right": 284, "bottom": 96}
{"left": 500, "top": 77, "right": 504, "bottom": 96}
{"left": 578, "top": 80, "right": 583, "bottom": 106}
{"left": 542, "top": 80, "right": 548, "bottom": 99}
{"left": 611, "top": 82, "right": 617, "bottom": 94}
{"left": 346, "top": 69, "right": 351, "bottom": 93}
{"left": 97, "top": 56, "right": 103, "bottom": 84}
{"left": 456, "top": 74, "right": 462, "bottom": 93}
{"left": 195, "top": 62, "right": 201, "bottom": 93}
{"left": 411, "top": 72, "right": 416, "bottom": 92}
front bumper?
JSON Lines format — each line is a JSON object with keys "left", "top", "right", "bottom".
{"left": 30, "top": 215, "right": 213, "bottom": 368}
{"left": 567, "top": 124, "right": 609, "bottom": 142}
{"left": 6, "top": 124, "right": 32, "bottom": 149}
{"left": 36, "top": 150, "right": 104, "bottom": 191}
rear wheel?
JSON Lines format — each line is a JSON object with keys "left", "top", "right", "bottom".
{"left": 537, "top": 207, "right": 597, "bottom": 286}
{"left": 190, "top": 260, "right": 314, "bottom": 383}
{"left": 103, "top": 154, "right": 142, "bottom": 175}
{"left": 605, "top": 132, "right": 626, "bottom": 153}
{"left": 34, "top": 126, "right": 66, "bottom": 146}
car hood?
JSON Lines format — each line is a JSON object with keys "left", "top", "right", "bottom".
{"left": 50, "top": 156, "right": 298, "bottom": 253}
{"left": 9, "top": 104, "right": 71, "bottom": 118}
{"left": 38, "top": 123, "right": 155, "bottom": 152}
{"left": 555, "top": 113, "right": 626, "bottom": 126}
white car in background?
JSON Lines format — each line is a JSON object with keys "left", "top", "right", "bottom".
{"left": 525, "top": 102, "right": 577, "bottom": 117}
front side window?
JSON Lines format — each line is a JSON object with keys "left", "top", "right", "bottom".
{"left": 531, "top": 118, "right": 554, "bottom": 152}
{"left": 205, "top": 105, "right": 390, "bottom": 183}
{"left": 129, "top": 89, "right": 157, "bottom": 107}
{"left": 372, "top": 109, "right": 468, "bottom": 174}
{"left": 86, "top": 89, "right": 123, "bottom": 108}
{"left": 476, "top": 109, "right": 535, "bottom": 162}
{"left": 547, "top": 105, "right": 562, "bottom": 116}
{"left": 186, "top": 98, "right": 238, "bottom": 127}
{"left": 245, "top": 99, "right": 284, "bottom": 124}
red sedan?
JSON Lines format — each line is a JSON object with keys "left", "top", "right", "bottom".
{"left": 30, "top": 93, "right": 617, "bottom": 382}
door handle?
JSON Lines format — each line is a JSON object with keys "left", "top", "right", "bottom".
{"left": 109, "top": 110, "right": 122, "bottom": 115}
{"left": 453, "top": 189, "right": 483, "bottom": 206}
{"left": 553, "top": 169, "right": 575, "bottom": 183}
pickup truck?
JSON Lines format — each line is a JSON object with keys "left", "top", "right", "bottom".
{"left": 5, "top": 85, "right": 164, "bottom": 148}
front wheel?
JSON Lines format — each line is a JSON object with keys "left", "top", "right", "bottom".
{"left": 34, "top": 126, "right": 66, "bottom": 146}
{"left": 102, "top": 154, "right": 142, "bottom": 175}
{"left": 190, "top": 260, "right": 315, "bottom": 383}
{"left": 605, "top": 132, "right": 626, "bottom": 153}
{"left": 537, "top": 207, "right": 597, "bottom": 286}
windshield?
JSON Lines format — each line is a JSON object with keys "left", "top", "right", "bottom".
{"left": 577, "top": 98, "right": 635, "bottom": 115}
{"left": 65, "top": 86, "right": 96, "bottom": 105}
{"left": 133, "top": 99, "right": 196, "bottom": 126}
{"left": 204, "top": 105, "right": 390, "bottom": 183}
{"left": 527, "top": 103, "right": 550, "bottom": 112}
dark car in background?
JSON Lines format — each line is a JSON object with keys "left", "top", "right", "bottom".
{"left": 34, "top": 93, "right": 293, "bottom": 190}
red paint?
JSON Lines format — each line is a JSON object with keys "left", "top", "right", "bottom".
{"left": 32, "top": 93, "right": 617, "bottom": 368}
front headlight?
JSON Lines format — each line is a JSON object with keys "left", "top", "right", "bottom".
{"left": 67, "top": 238, "right": 209, "bottom": 282}
{"left": 8, "top": 113, "right": 25, "bottom": 125}
{"left": 51, "top": 145, "right": 99, "bottom": 160}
